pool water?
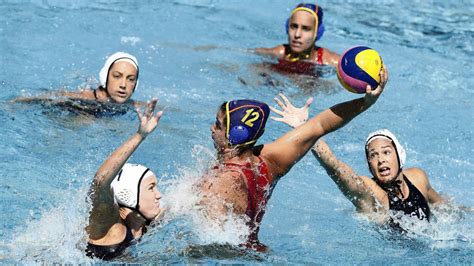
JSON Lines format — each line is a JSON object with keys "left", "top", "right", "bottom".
{"left": 0, "top": 0, "right": 472, "bottom": 263}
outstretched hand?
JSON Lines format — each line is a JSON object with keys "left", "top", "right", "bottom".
{"left": 136, "top": 98, "right": 163, "bottom": 138}
{"left": 270, "top": 93, "right": 313, "bottom": 128}
{"left": 364, "top": 66, "right": 388, "bottom": 106}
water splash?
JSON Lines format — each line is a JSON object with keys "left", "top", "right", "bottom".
{"left": 2, "top": 184, "right": 91, "bottom": 263}
{"left": 355, "top": 205, "right": 473, "bottom": 252}
{"left": 161, "top": 144, "right": 250, "bottom": 247}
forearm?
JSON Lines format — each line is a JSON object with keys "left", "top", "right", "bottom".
{"left": 311, "top": 140, "right": 367, "bottom": 204}
{"left": 311, "top": 140, "right": 340, "bottom": 176}
{"left": 317, "top": 96, "right": 371, "bottom": 135}
{"left": 288, "top": 96, "right": 370, "bottom": 149}
{"left": 11, "top": 94, "right": 56, "bottom": 103}
{"left": 94, "top": 132, "right": 146, "bottom": 188}
{"left": 264, "top": 97, "right": 371, "bottom": 175}
{"left": 11, "top": 90, "right": 91, "bottom": 103}
{"left": 312, "top": 141, "right": 355, "bottom": 188}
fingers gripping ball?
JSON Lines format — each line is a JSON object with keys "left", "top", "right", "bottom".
{"left": 337, "top": 46, "right": 384, "bottom": 94}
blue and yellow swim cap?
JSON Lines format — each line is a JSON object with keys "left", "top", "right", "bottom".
{"left": 286, "top": 3, "right": 325, "bottom": 42}
{"left": 225, "top": 100, "right": 269, "bottom": 147}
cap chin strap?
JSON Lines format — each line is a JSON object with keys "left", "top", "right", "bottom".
{"left": 135, "top": 168, "right": 153, "bottom": 224}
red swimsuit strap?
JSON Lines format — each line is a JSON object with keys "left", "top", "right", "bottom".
{"left": 316, "top": 47, "right": 324, "bottom": 65}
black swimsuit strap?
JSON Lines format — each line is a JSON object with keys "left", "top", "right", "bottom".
{"left": 85, "top": 225, "right": 136, "bottom": 260}
{"left": 402, "top": 175, "right": 416, "bottom": 192}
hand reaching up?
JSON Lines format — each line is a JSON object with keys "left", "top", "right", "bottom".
{"left": 136, "top": 98, "right": 163, "bottom": 138}
{"left": 270, "top": 93, "right": 313, "bottom": 128}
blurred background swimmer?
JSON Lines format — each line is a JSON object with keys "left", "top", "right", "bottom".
{"left": 86, "top": 99, "right": 163, "bottom": 260}
{"left": 254, "top": 3, "right": 340, "bottom": 76}
{"left": 12, "top": 52, "right": 142, "bottom": 116}
{"left": 271, "top": 92, "right": 472, "bottom": 231}
{"left": 197, "top": 71, "right": 386, "bottom": 252}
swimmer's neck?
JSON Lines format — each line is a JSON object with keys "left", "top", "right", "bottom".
{"left": 95, "top": 87, "right": 110, "bottom": 102}
{"left": 377, "top": 171, "right": 409, "bottom": 200}
{"left": 288, "top": 45, "right": 315, "bottom": 59}
{"left": 217, "top": 147, "right": 253, "bottom": 163}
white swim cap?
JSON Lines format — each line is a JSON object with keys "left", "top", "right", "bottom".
{"left": 99, "top": 52, "right": 139, "bottom": 90}
{"left": 110, "top": 163, "right": 154, "bottom": 209}
{"left": 365, "top": 129, "right": 406, "bottom": 170}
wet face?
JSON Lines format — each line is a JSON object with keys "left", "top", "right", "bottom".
{"left": 288, "top": 10, "right": 316, "bottom": 53}
{"left": 106, "top": 61, "right": 137, "bottom": 103}
{"left": 366, "top": 138, "right": 400, "bottom": 183}
{"left": 210, "top": 110, "right": 227, "bottom": 152}
{"left": 137, "top": 175, "right": 162, "bottom": 220}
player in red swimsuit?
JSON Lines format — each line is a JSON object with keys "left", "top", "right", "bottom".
{"left": 254, "top": 3, "right": 340, "bottom": 75}
{"left": 198, "top": 69, "right": 387, "bottom": 251}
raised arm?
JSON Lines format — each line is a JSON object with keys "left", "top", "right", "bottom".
{"left": 87, "top": 99, "right": 162, "bottom": 238}
{"left": 311, "top": 139, "right": 377, "bottom": 211}
{"left": 270, "top": 94, "right": 379, "bottom": 211}
{"left": 262, "top": 68, "right": 387, "bottom": 179}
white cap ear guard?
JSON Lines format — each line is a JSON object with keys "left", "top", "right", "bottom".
{"left": 99, "top": 52, "right": 139, "bottom": 90}
{"left": 365, "top": 129, "right": 406, "bottom": 169}
{"left": 110, "top": 163, "right": 154, "bottom": 209}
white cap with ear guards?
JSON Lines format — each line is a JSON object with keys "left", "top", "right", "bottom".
{"left": 99, "top": 52, "right": 139, "bottom": 90}
{"left": 365, "top": 129, "right": 406, "bottom": 169}
{"left": 110, "top": 163, "right": 154, "bottom": 209}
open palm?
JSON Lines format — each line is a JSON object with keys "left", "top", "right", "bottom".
{"left": 270, "top": 93, "right": 313, "bottom": 128}
{"left": 136, "top": 98, "right": 163, "bottom": 137}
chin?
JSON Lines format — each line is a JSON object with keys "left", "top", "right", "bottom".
{"left": 290, "top": 46, "right": 304, "bottom": 53}
{"left": 142, "top": 209, "right": 160, "bottom": 221}
{"left": 212, "top": 141, "right": 224, "bottom": 152}
{"left": 376, "top": 174, "right": 397, "bottom": 184}
{"left": 113, "top": 98, "right": 128, "bottom": 104}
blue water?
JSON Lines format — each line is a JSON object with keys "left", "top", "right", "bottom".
{"left": 1, "top": 0, "right": 473, "bottom": 263}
